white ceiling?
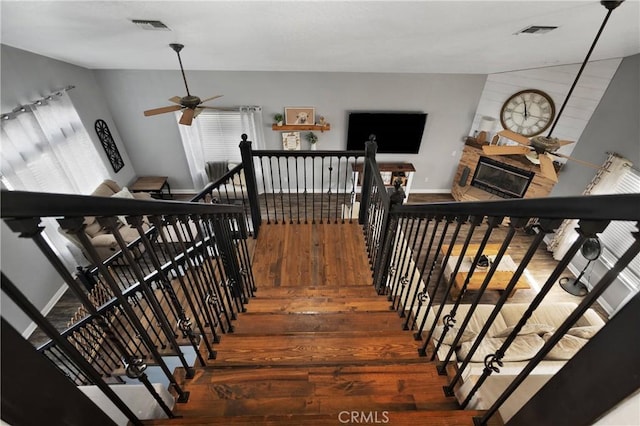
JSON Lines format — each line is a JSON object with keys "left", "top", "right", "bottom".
{"left": 1, "top": 1, "right": 639, "bottom": 74}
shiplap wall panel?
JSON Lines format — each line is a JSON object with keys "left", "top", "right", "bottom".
{"left": 469, "top": 58, "right": 622, "bottom": 158}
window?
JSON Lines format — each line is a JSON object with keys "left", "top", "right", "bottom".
{"left": 196, "top": 111, "right": 243, "bottom": 163}
{"left": 176, "top": 106, "right": 265, "bottom": 190}
{"left": 598, "top": 167, "right": 640, "bottom": 287}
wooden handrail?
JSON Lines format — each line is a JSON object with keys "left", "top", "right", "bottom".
{"left": 0, "top": 190, "right": 243, "bottom": 219}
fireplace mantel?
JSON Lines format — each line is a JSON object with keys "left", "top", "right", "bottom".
{"left": 451, "top": 142, "right": 557, "bottom": 202}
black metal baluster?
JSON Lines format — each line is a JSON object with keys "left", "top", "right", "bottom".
{"left": 199, "top": 214, "right": 235, "bottom": 331}
{"left": 304, "top": 156, "right": 309, "bottom": 224}
{"left": 327, "top": 156, "right": 333, "bottom": 224}
{"left": 411, "top": 215, "right": 453, "bottom": 332}
{"left": 320, "top": 156, "right": 325, "bottom": 224}
{"left": 402, "top": 216, "right": 434, "bottom": 329}
{"left": 286, "top": 156, "right": 293, "bottom": 224}
{"left": 259, "top": 156, "right": 271, "bottom": 224}
{"left": 1, "top": 273, "right": 145, "bottom": 425}
{"left": 437, "top": 216, "right": 514, "bottom": 376}
{"left": 99, "top": 216, "right": 192, "bottom": 372}
{"left": 395, "top": 216, "right": 421, "bottom": 313}
{"left": 419, "top": 215, "right": 481, "bottom": 357}
{"left": 312, "top": 156, "right": 316, "bottom": 224}
{"left": 431, "top": 215, "right": 497, "bottom": 363}
{"left": 276, "top": 157, "right": 285, "bottom": 224}
{"left": 169, "top": 215, "right": 219, "bottom": 358}
{"left": 295, "top": 157, "right": 301, "bottom": 224}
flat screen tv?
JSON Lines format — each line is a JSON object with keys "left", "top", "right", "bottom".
{"left": 346, "top": 112, "right": 427, "bottom": 154}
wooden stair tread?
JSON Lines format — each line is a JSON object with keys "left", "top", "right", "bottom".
{"left": 254, "top": 286, "right": 376, "bottom": 298}
{"left": 205, "top": 333, "right": 422, "bottom": 367}
{"left": 142, "top": 409, "right": 489, "bottom": 425}
{"left": 232, "top": 312, "right": 402, "bottom": 334}
{"left": 244, "top": 297, "right": 392, "bottom": 313}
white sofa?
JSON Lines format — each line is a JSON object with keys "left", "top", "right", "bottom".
{"left": 434, "top": 302, "right": 604, "bottom": 373}
{"left": 431, "top": 302, "right": 605, "bottom": 421}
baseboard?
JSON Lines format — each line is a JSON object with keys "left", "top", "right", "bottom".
{"left": 409, "top": 189, "right": 452, "bottom": 194}
{"left": 171, "top": 189, "right": 198, "bottom": 195}
{"left": 23, "top": 283, "right": 68, "bottom": 339}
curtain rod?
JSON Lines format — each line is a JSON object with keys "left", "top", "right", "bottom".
{"left": 1, "top": 85, "right": 75, "bottom": 121}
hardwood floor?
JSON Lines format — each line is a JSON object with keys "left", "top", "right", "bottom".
{"left": 251, "top": 223, "right": 371, "bottom": 287}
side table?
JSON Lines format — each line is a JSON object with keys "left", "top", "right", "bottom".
{"left": 130, "top": 176, "right": 172, "bottom": 199}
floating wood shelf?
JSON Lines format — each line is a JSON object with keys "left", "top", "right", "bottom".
{"left": 272, "top": 124, "right": 331, "bottom": 132}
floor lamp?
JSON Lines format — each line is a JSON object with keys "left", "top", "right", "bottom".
{"left": 559, "top": 237, "right": 602, "bottom": 296}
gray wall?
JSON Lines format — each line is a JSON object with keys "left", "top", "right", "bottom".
{"left": 94, "top": 69, "right": 487, "bottom": 191}
{"left": 0, "top": 45, "right": 135, "bottom": 333}
{"left": 550, "top": 54, "right": 640, "bottom": 317}
{"left": 551, "top": 54, "right": 640, "bottom": 196}
{"left": 1, "top": 45, "right": 137, "bottom": 187}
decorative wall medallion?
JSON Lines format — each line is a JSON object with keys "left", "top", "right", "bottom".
{"left": 94, "top": 119, "right": 124, "bottom": 172}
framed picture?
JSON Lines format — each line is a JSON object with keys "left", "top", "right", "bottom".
{"left": 285, "top": 107, "right": 315, "bottom": 125}
{"left": 380, "top": 171, "right": 393, "bottom": 185}
{"left": 282, "top": 132, "right": 301, "bottom": 150}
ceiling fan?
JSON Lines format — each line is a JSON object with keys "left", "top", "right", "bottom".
{"left": 482, "top": 0, "right": 623, "bottom": 183}
{"left": 143, "top": 43, "right": 225, "bottom": 126}
{"left": 483, "top": 130, "right": 600, "bottom": 182}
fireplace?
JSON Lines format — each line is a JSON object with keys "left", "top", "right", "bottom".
{"left": 470, "top": 156, "right": 535, "bottom": 199}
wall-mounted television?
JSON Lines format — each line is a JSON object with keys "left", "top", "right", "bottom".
{"left": 346, "top": 112, "right": 427, "bottom": 154}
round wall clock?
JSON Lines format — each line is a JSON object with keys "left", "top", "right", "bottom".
{"left": 500, "top": 89, "right": 555, "bottom": 137}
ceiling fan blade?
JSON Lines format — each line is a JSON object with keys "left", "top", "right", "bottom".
{"left": 497, "top": 130, "right": 532, "bottom": 146}
{"left": 179, "top": 108, "right": 195, "bottom": 126}
{"left": 169, "top": 96, "right": 182, "bottom": 104}
{"left": 199, "top": 95, "right": 224, "bottom": 104}
{"left": 482, "top": 145, "right": 531, "bottom": 156}
{"left": 144, "top": 105, "right": 183, "bottom": 117}
{"left": 549, "top": 152, "right": 601, "bottom": 169}
{"left": 539, "top": 153, "right": 558, "bottom": 183}
{"left": 556, "top": 139, "right": 575, "bottom": 147}
{"left": 194, "top": 108, "right": 204, "bottom": 118}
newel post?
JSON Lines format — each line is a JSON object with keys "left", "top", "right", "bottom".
{"left": 358, "top": 135, "right": 378, "bottom": 225}
{"left": 239, "top": 134, "right": 262, "bottom": 237}
{"left": 373, "top": 180, "right": 406, "bottom": 293}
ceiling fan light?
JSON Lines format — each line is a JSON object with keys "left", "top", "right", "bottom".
{"left": 525, "top": 151, "right": 540, "bottom": 164}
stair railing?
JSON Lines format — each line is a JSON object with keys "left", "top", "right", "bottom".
{"left": 1, "top": 190, "right": 256, "bottom": 423}
{"left": 239, "top": 134, "right": 365, "bottom": 226}
{"left": 363, "top": 190, "right": 639, "bottom": 425}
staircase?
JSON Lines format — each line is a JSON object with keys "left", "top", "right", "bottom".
{"left": 141, "top": 224, "right": 489, "bottom": 425}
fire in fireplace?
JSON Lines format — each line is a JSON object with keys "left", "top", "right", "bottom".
{"left": 470, "top": 156, "right": 535, "bottom": 199}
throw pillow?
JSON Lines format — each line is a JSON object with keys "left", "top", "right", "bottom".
{"left": 542, "top": 332, "right": 588, "bottom": 360}
{"left": 432, "top": 325, "right": 476, "bottom": 347}
{"left": 566, "top": 325, "right": 601, "bottom": 339}
{"left": 494, "top": 323, "right": 555, "bottom": 338}
{"left": 111, "top": 186, "right": 135, "bottom": 225}
{"left": 457, "top": 334, "right": 544, "bottom": 363}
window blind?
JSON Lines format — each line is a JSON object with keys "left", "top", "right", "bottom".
{"left": 598, "top": 166, "right": 640, "bottom": 287}
{"left": 195, "top": 111, "right": 243, "bottom": 163}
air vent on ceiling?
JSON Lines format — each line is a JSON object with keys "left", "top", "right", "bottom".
{"left": 516, "top": 25, "right": 558, "bottom": 35}
{"left": 131, "top": 20, "right": 171, "bottom": 31}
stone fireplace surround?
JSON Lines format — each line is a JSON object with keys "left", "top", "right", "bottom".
{"left": 451, "top": 142, "right": 557, "bottom": 202}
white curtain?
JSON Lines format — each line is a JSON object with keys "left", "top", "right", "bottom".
{"left": 176, "top": 114, "right": 208, "bottom": 190}
{"left": 1, "top": 91, "right": 109, "bottom": 267}
{"left": 547, "top": 153, "right": 633, "bottom": 260}
{"left": 177, "top": 106, "right": 265, "bottom": 190}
